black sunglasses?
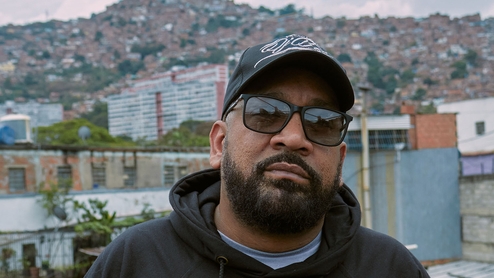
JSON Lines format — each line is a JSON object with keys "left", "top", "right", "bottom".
{"left": 224, "top": 94, "right": 353, "bottom": 146}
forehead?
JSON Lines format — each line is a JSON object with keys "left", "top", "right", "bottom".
{"left": 240, "top": 67, "right": 340, "bottom": 110}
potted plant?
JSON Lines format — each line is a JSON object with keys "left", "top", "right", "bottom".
{"left": 1, "top": 247, "right": 15, "bottom": 274}
{"left": 41, "top": 259, "right": 55, "bottom": 277}
{"left": 29, "top": 265, "right": 40, "bottom": 278}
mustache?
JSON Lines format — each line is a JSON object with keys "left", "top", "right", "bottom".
{"left": 255, "top": 152, "right": 320, "bottom": 182}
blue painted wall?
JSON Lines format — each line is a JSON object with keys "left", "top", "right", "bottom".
{"left": 342, "top": 148, "right": 462, "bottom": 261}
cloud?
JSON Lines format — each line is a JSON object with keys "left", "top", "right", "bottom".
{"left": 0, "top": 0, "right": 63, "bottom": 25}
{"left": 0, "top": 0, "right": 117, "bottom": 25}
{"left": 50, "top": 0, "right": 118, "bottom": 21}
{"left": 326, "top": 0, "right": 414, "bottom": 18}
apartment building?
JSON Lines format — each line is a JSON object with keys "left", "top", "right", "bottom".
{"left": 0, "top": 101, "right": 63, "bottom": 128}
{"left": 107, "top": 64, "right": 228, "bottom": 140}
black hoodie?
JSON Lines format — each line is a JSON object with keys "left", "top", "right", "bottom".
{"left": 85, "top": 169, "right": 429, "bottom": 278}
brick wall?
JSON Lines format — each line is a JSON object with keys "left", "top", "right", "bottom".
{"left": 413, "top": 113, "right": 457, "bottom": 149}
{"left": 460, "top": 174, "right": 494, "bottom": 263}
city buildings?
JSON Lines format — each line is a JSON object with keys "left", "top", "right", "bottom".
{"left": 0, "top": 101, "right": 63, "bottom": 128}
{"left": 107, "top": 64, "right": 227, "bottom": 140}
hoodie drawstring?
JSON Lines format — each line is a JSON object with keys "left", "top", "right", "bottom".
{"left": 216, "top": 256, "right": 228, "bottom": 278}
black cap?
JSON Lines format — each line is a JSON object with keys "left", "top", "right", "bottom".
{"left": 222, "top": 34, "right": 355, "bottom": 118}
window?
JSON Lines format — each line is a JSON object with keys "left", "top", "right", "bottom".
{"left": 177, "top": 166, "right": 188, "bottom": 179}
{"left": 92, "top": 166, "right": 106, "bottom": 188}
{"left": 9, "top": 168, "right": 26, "bottom": 192}
{"left": 345, "top": 130, "right": 409, "bottom": 151}
{"left": 123, "top": 167, "right": 136, "bottom": 187}
{"left": 163, "top": 165, "right": 175, "bottom": 188}
{"left": 57, "top": 165, "right": 72, "bottom": 186}
{"left": 476, "top": 121, "right": 485, "bottom": 135}
{"left": 163, "top": 164, "right": 188, "bottom": 188}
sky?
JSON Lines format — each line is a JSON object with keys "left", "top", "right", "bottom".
{"left": 1, "top": 0, "right": 494, "bottom": 26}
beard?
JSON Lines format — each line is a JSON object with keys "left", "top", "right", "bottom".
{"left": 222, "top": 149, "right": 342, "bottom": 235}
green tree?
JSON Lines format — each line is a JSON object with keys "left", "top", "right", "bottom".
{"left": 86, "top": 67, "right": 120, "bottom": 92}
{"left": 80, "top": 101, "right": 108, "bottom": 129}
{"left": 450, "top": 60, "right": 467, "bottom": 79}
{"left": 400, "top": 69, "right": 415, "bottom": 84}
{"left": 336, "top": 18, "right": 346, "bottom": 28}
{"left": 411, "top": 88, "right": 427, "bottom": 100}
{"left": 337, "top": 53, "right": 352, "bottom": 63}
{"left": 158, "top": 120, "right": 213, "bottom": 147}
{"left": 258, "top": 6, "right": 274, "bottom": 15}
{"left": 41, "top": 50, "right": 51, "bottom": 59}
{"left": 464, "top": 49, "right": 478, "bottom": 67}
{"left": 3, "top": 77, "right": 13, "bottom": 89}
{"left": 113, "top": 49, "right": 121, "bottom": 60}
{"left": 37, "top": 118, "right": 135, "bottom": 147}
{"left": 94, "top": 31, "right": 103, "bottom": 42}
{"left": 365, "top": 52, "right": 384, "bottom": 88}
{"left": 131, "top": 43, "right": 166, "bottom": 59}
{"left": 24, "top": 73, "right": 38, "bottom": 86}
{"left": 279, "top": 4, "right": 297, "bottom": 15}
{"left": 118, "top": 60, "right": 145, "bottom": 75}
{"left": 423, "top": 77, "right": 438, "bottom": 86}
{"left": 73, "top": 199, "right": 116, "bottom": 246}
{"left": 242, "top": 28, "right": 250, "bottom": 36}
{"left": 384, "top": 76, "right": 398, "bottom": 95}
{"left": 418, "top": 102, "right": 436, "bottom": 114}
{"left": 207, "top": 48, "right": 226, "bottom": 64}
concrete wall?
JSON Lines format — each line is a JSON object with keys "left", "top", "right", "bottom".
{"left": 343, "top": 148, "right": 463, "bottom": 262}
{"left": 0, "top": 148, "right": 211, "bottom": 193}
{"left": 460, "top": 175, "right": 494, "bottom": 263}
{"left": 0, "top": 188, "right": 172, "bottom": 232}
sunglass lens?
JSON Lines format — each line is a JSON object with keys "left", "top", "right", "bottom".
{"left": 304, "top": 108, "right": 346, "bottom": 145}
{"left": 244, "top": 97, "right": 290, "bottom": 133}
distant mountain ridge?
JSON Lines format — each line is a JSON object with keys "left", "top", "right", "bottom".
{"left": 0, "top": 0, "right": 493, "bottom": 114}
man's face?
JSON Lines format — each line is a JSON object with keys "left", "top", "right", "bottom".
{"left": 212, "top": 67, "right": 347, "bottom": 235}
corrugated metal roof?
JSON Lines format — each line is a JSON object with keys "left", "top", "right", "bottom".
{"left": 348, "top": 114, "right": 412, "bottom": 131}
{"left": 427, "top": 260, "right": 494, "bottom": 278}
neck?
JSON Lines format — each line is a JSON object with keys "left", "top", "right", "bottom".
{"left": 214, "top": 190, "right": 324, "bottom": 253}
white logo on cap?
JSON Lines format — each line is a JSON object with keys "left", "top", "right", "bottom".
{"left": 255, "top": 34, "right": 329, "bottom": 68}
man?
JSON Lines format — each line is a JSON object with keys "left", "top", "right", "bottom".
{"left": 85, "top": 34, "right": 429, "bottom": 277}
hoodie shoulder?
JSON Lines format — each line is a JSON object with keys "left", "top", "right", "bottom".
{"left": 340, "top": 227, "right": 430, "bottom": 277}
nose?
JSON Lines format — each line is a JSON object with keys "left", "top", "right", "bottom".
{"left": 270, "top": 112, "right": 313, "bottom": 155}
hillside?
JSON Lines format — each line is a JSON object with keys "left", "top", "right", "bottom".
{"left": 0, "top": 0, "right": 493, "bottom": 115}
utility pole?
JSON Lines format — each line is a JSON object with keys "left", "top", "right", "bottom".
{"left": 358, "top": 84, "right": 372, "bottom": 229}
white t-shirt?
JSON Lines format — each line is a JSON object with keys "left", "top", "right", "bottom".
{"left": 218, "top": 230, "right": 322, "bottom": 269}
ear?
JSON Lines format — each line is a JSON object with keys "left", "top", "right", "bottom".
{"left": 339, "top": 142, "right": 347, "bottom": 163}
{"left": 337, "top": 142, "right": 347, "bottom": 186}
{"left": 209, "top": 120, "right": 226, "bottom": 169}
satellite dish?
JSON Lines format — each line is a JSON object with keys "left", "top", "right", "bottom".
{"left": 53, "top": 205, "right": 67, "bottom": 221}
{"left": 78, "top": 126, "right": 91, "bottom": 142}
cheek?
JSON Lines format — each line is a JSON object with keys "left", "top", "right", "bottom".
{"left": 226, "top": 124, "right": 272, "bottom": 161}
{"left": 314, "top": 149, "right": 342, "bottom": 182}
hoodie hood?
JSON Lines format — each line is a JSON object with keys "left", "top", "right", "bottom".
{"left": 169, "top": 168, "right": 362, "bottom": 277}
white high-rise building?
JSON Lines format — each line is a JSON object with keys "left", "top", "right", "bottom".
{"left": 108, "top": 64, "right": 228, "bottom": 140}
{"left": 0, "top": 101, "right": 63, "bottom": 127}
